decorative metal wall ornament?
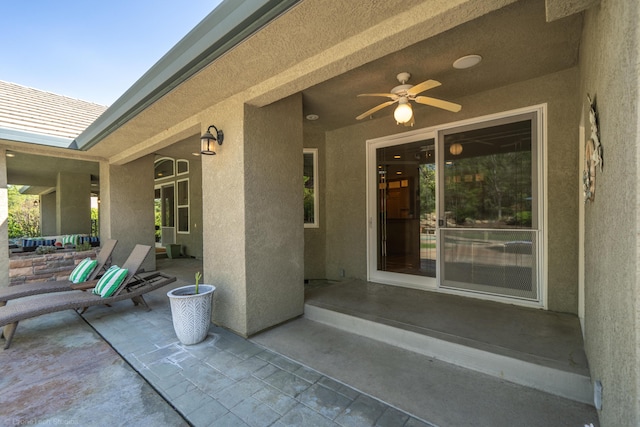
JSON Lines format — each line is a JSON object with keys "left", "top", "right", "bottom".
{"left": 583, "top": 94, "right": 603, "bottom": 202}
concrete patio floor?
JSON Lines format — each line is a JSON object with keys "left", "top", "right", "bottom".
{"left": 0, "top": 257, "right": 433, "bottom": 427}
{"left": 0, "top": 256, "right": 599, "bottom": 426}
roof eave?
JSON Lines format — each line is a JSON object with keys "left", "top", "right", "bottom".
{"left": 73, "top": 0, "right": 300, "bottom": 152}
{"left": 0, "top": 128, "right": 73, "bottom": 148}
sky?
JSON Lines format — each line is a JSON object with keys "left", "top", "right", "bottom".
{"left": 1, "top": 0, "right": 223, "bottom": 106}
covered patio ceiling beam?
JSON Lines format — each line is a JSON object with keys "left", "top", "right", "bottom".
{"left": 545, "top": 0, "right": 600, "bottom": 21}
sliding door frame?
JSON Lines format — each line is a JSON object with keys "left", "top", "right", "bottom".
{"left": 366, "top": 104, "right": 547, "bottom": 308}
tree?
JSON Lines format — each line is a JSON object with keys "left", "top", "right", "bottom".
{"left": 7, "top": 185, "right": 40, "bottom": 238}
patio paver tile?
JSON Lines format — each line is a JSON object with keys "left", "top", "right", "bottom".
{"left": 318, "top": 376, "right": 361, "bottom": 400}
{"left": 203, "top": 349, "right": 244, "bottom": 371}
{"left": 224, "top": 341, "right": 265, "bottom": 360}
{"left": 293, "top": 365, "right": 323, "bottom": 384}
{"left": 298, "top": 383, "right": 354, "bottom": 420}
{"left": 173, "top": 388, "right": 217, "bottom": 415}
{"left": 273, "top": 403, "right": 339, "bottom": 427}
{"left": 375, "top": 406, "right": 410, "bottom": 427}
{"left": 251, "top": 385, "right": 298, "bottom": 415}
{"left": 162, "top": 378, "right": 199, "bottom": 400}
{"left": 405, "top": 417, "right": 437, "bottom": 427}
{"left": 152, "top": 370, "right": 187, "bottom": 392}
{"left": 335, "top": 394, "right": 388, "bottom": 427}
{"left": 187, "top": 399, "right": 228, "bottom": 427}
{"left": 252, "top": 363, "right": 281, "bottom": 380}
{"left": 223, "top": 355, "right": 270, "bottom": 380}
{"left": 230, "top": 397, "right": 281, "bottom": 427}
{"left": 146, "top": 358, "right": 186, "bottom": 378}
{"left": 213, "top": 377, "right": 265, "bottom": 409}
{"left": 257, "top": 350, "right": 304, "bottom": 373}
{"left": 136, "top": 343, "right": 184, "bottom": 364}
{"left": 210, "top": 411, "right": 250, "bottom": 427}
{"left": 263, "top": 369, "right": 313, "bottom": 398}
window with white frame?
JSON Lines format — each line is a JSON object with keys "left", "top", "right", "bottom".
{"left": 177, "top": 178, "right": 189, "bottom": 233}
{"left": 177, "top": 159, "right": 189, "bottom": 175}
{"left": 154, "top": 157, "right": 175, "bottom": 180}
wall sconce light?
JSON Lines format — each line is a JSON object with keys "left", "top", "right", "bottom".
{"left": 449, "top": 143, "right": 463, "bottom": 156}
{"left": 200, "top": 124, "right": 224, "bottom": 155}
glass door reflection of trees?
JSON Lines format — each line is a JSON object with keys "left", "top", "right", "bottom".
{"left": 440, "top": 117, "right": 538, "bottom": 300}
{"left": 377, "top": 139, "right": 436, "bottom": 277}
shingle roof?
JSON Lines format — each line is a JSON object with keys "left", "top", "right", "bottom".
{"left": 0, "top": 80, "right": 108, "bottom": 141}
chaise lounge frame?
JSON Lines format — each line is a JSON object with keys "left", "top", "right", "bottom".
{"left": 0, "top": 244, "right": 176, "bottom": 349}
{"left": 0, "top": 239, "right": 118, "bottom": 307}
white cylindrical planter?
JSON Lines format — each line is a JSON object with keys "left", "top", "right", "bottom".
{"left": 167, "top": 284, "right": 215, "bottom": 345}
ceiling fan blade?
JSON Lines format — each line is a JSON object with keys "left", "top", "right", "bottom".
{"left": 406, "top": 79, "right": 441, "bottom": 96}
{"left": 415, "top": 96, "right": 462, "bottom": 112}
{"left": 357, "top": 93, "right": 398, "bottom": 99}
{"left": 355, "top": 100, "right": 397, "bottom": 120}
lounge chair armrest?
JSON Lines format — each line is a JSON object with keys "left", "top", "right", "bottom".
{"left": 70, "top": 280, "right": 98, "bottom": 290}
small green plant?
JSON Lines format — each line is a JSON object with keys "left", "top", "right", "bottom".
{"left": 36, "top": 245, "right": 56, "bottom": 255}
{"left": 75, "top": 241, "right": 92, "bottom": 252}
{"left": 195, "top": 271, "right": 202, "bottom": 295}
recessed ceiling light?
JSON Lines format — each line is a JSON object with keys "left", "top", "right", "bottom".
{"left": 396, "top": 171, "right": 402, "bottom": 175}
{"left": 306, "top": 114, "right": 319, "bottom": 121}
{"left": 192, "top": 152, "right": 201, "bottom": 156}
{"left": 393, "top": 155, "right": 401, "bottom": 159}
{"left": 6, "top": 153, "right": 15, "bottom": 157}
{"left": 453, "top": 54, "right": 482, "bottom": 69}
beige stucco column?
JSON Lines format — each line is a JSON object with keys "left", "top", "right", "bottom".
{"left": 0, "top": 148, "right": 8, "bottom": 288}
{"left": 56, "top": 172, "right": 91, "bottom": 235}
{"left": 40, "top": 192, "right": 56, "bottom": 236}
{"left": 203, "top": 94, "right": 304, "bottom": 336}
{"left": 99, "top": 155, "right": 155, "bottom": 271}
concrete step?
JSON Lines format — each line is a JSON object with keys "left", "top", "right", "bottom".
{"left": 251, "top": 316, "right": 599, "bottom": 427}
{"left": 304, "top": 302, "right": 593, "bottom": 405}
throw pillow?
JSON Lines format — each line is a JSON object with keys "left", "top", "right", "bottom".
{"left": 94, "top": 266, "right": 129, "bottom": 298}
{"left": 69, "top": 258, "right": 98, "bottom": 283}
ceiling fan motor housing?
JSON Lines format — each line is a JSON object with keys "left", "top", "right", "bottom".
{"left": 396, "top": 72, "right": 411, "bottom": 83}
{"left": 391, "top": 84, "right": 413, "bottom": 96}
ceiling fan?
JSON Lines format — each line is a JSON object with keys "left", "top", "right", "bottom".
{"left": 355, "top": 72, "right": 462, "bottom": 126}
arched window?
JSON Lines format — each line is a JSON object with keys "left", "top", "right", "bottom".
{"left": 154, "top": 158, "right": 175, "bottom": 180}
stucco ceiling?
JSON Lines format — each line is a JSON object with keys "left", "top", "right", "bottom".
{"left": 152, "top": 0, "right": 582, "bottom": 160}
{"left": 6, "top": 152, "right": 99, "bottom": 194}
{"left": 301, "top": 1, "right": 582, "bottom": 131}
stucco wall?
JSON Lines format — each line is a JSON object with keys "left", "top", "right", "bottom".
{"left": 56, "top": 172, "right": 91, "bottom": 235}
{"left": 303, "top": 124, "right": 326, "bottom": 280}
{"left": 101, "top": 155, "right": 155, "bottom": 272}
{"left": 202, "top": 97, "right": 248, "bottom": 335}
{"left": 40, "top": 192, "right": 56, "bottom": 236}
{"left": 0, "top": 149, "right": 8, "bottom": 288}
{"left": 202, "top": 94, "right": 304, "bottom": 336}
{"left": 323, "top": 68, "right": 580, "bottom": 313}
{"left": 580, "top": 1, "right": 640, "bottom": 425}
{"left": 244, "top": 95, "right": 304, "bottom": 335}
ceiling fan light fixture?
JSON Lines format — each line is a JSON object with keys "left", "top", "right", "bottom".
{"left": 453, "top": 54, "right": 482, "bottom": 69}
{"left": 394, "top": 100, "right": 413, "bottom": 124}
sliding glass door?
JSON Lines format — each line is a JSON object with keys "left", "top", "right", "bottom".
{"left": 368, "top": 108, "right": 543, "bottom": 305}
{"left": 375, "top": 138, "right": 437, "bottom": 283}
{"left": 438, "top": 112, "right": 540, "bottom": 301}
